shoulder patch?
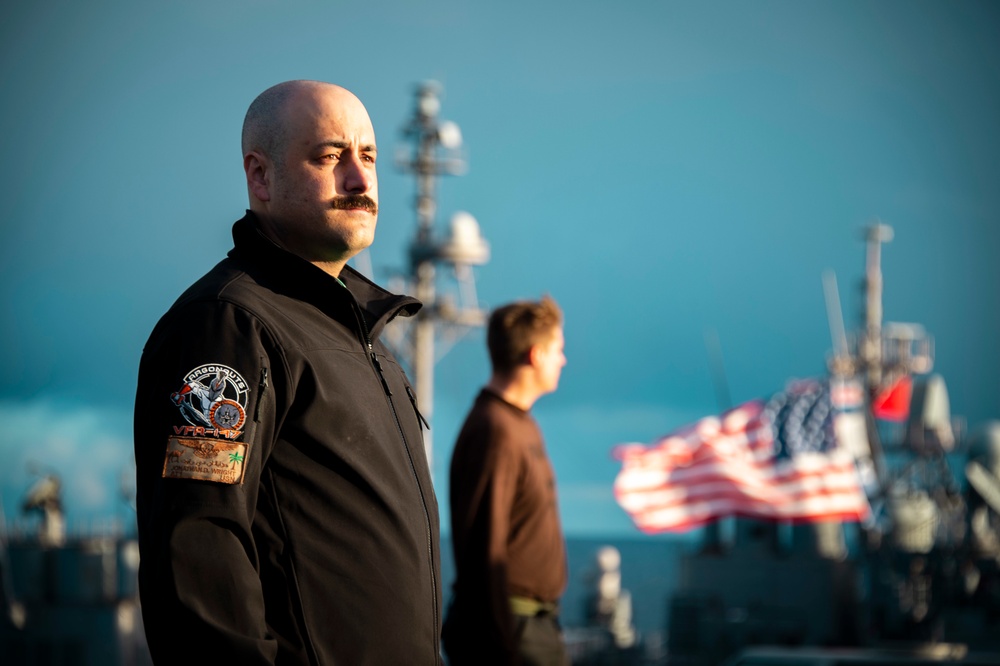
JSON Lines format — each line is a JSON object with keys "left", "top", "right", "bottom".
{"left": 163, "top": 437, "right": 248, "bottom": 485}
{"left": 169, "top": 364, "right": 249, "bottom": 440}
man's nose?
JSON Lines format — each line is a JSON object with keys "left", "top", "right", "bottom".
{"left": 340, "top": 154, "right": 374, "bottom": 193}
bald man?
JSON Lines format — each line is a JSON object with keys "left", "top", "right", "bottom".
{"left": 134, "top": 81, "right": 441, "bottom": 665}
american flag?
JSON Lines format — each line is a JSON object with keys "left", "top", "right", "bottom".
{"left": 613, "top": 378, "right": 871, "bottom": 533}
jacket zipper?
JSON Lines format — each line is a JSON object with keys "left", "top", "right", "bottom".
{"left": 352, "top": 300, "right": 441, "bottom": 659}
{"left": 368, "top": 342, "right": 394, "bottom": 397}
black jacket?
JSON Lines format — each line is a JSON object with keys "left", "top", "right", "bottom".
{"left": 134, "top": 212, "right": 441, "bottom": 665}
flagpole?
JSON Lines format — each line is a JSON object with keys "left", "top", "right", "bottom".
{"left": 702, "top": 328, "right": 730, "bottom": 553}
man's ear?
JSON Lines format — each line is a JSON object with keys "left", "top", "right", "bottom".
{"left": 245, "top": 152, "right": 271, "bottom": 202}
{"left": 526, "top": 344, "right": 541, "bottom": 369}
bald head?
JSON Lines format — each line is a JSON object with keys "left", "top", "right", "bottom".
{"left": 242, "top": 80, "right": 365, "bottom": 164}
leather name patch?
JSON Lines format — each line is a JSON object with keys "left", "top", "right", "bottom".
{"left": 162, "top": 437, "right": 248, "bottom": 485}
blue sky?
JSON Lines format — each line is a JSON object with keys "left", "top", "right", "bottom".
{"left": 1, "top": 1, "right": 998, "bottom": 537}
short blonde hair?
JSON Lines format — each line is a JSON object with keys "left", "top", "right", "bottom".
{"left": 487, "top": 295, "right": 562, "bottom": 374}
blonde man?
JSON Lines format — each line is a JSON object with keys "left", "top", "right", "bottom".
{"left": 444, "top": 295, "right": 569, "bottom": 666}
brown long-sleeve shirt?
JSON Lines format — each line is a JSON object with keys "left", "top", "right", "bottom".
{"left": 446, "top": 388, "right": 568, "bottom": 657}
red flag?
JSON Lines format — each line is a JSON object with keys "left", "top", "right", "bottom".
{"left": 613, "top": 381, "right": 870, "bottom": 534}
{"left": 872, "top": 375, "right": 912, "bottom": 422}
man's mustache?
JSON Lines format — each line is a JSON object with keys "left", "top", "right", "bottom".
{"left": 331, "top": 195, "right": 378, "bottom": 215}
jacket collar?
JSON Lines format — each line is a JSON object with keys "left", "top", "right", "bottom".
{"left": 227, "top": 211, "right": 421, "bottom": 339}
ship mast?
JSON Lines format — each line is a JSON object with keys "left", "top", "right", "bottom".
{"left": 858, "top": 223, "right": 894, "bottom": 486}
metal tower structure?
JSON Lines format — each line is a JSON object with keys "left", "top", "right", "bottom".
{"left": 391, "top": 81, "right": 490, "bottom": 469}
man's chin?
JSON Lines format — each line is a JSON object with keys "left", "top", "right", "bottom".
{"left": 330, "top": 210, "right": 376, "bottom": 231}
{"left": 346, "top": 229, "right": 377, "bottom": 255}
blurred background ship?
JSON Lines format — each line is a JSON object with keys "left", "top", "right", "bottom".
{"left": 564, "top": 223, "right": 1000, "bottom": 665}
{"left": 0, "top": 472, "right": 149, "bottom": 665}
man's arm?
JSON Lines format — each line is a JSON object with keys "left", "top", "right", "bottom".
{"left": 134, "top": 299, "right": 280, "bottom": 664}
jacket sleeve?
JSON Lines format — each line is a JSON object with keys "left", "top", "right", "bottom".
{"left": 133, "top": 298, "right": 282, "bottom": 664}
